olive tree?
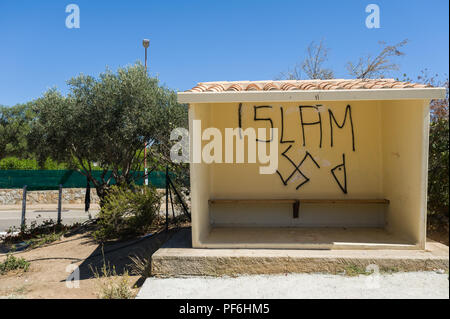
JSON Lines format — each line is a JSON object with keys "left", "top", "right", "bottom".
{"left": 28, "top": 63, "right": 187, "bottom": 203}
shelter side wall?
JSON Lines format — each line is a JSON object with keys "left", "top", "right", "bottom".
{"left": 381, "top": 99, "right": 430, "bottom": 248}
{"left": 189, "top": 103, "right": 212, "bottom": 247}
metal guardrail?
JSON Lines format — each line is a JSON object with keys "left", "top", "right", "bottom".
{"left": 19, "top": 183, "right": 66, "bottom": 230}
{"left": 16, "top": 168, "right": 190, "bottom": 232}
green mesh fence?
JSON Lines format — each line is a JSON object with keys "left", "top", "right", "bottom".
{"left": 0, "top": 170, "right": 169, "bottom": 190}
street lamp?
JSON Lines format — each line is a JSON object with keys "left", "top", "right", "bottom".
{"left": 143, "top": 39, "right": 150, "bottom": 72}
{"left": 143, "top": 39, "right": 150, "bottom": 186}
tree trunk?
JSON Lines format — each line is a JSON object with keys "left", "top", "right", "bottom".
{"left": 95, "top": 184, "right": 111, "bottom": 208}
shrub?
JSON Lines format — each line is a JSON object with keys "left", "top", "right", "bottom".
{"left": 0, "top": 157, "right": 37, "bottom": 170}
{"left": 4, "top": 219, "right": 76, "bottom": 250}
{"left": 0, "top": 254, "right": 30, "bottom": 275}
{"left": 0, "top": 156, "right": 66, "bottom": 170}
{"left": 428, "top": 117, "right": 449, "bottom": 222}
{"left": 93, "top": 185, "right": 161, "bottom": 241}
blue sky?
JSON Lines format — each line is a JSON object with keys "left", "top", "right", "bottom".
{"left": 0, "top": 0, "right": 448, "bottom": 106}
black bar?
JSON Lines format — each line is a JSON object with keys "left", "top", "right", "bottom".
{"left": 57, "top": 184, "right": 62, "bottom": 224}
{"left": 167, "top": 175, "right": 191, "bottom": 219}
{"left": 169, "top": 185, "right": 175, "bottom": 219}
{"left": 165, "top": 166, "right": 169, "bottom": 231}
{"left": 21, "top": 185, "right": 27, "bottom": 231}
{"left": 293, "top": 200, "right": 300, "bottom": 218}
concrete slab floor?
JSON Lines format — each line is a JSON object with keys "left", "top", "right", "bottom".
{"left": 136, "top": 272, "right": 449, "bottom": 299}
{"left": 202, "top": 226, "right": 416, "bottom": 249}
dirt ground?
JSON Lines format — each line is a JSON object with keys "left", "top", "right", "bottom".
{"left": 427, "top": 229, "right": 449, "bottom": 246}
{"left": 1, "top": 222, "right": 447, "bottom": 299}
{"left": 0, "top": 225, "right": 180, "bottom": 299}
{"left": 427, "top": 220, "right": 449, "bottom": 246}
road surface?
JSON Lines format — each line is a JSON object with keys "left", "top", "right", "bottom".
{"left": 0, "top": 209, "right": 98, "bottom": 233}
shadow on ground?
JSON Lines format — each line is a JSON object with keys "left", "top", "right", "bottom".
{"left": 65, "top": 226, "right": 188, "bottom": 287}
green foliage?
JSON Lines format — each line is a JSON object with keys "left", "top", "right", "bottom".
{"left": 0, "top": 254, "right": 30, "bottom": 275}
{"left": 401, "top": 72, "right": 449, "bottom": 225}
{"left": 27, "top": 232, "right": 63, "bottom": 249}
{"left": 0, "top": 156, "right": 66, "bottom": 170}
{"left": 93, "top": 185, "right": 161, "bottom": 241}
{"left": 428, "top": 118, "right": 449, "bottom": 219}
{"left": 0, "top": 157, "right": 37, "bottom": 170}
{"left": 28, "top": 63, "right": 188, "bottom": 203}
{"left": 4, "top": 219, "right": 78, "bottom": 250}
{"left": 424, "top": 75, "right": 448, "bottom": 224}
{"left": 0, "top": 103, "right": 35, "bottom": 161}
{"left": 340, "top": 264, "right": 399, "bottom": 276}
{"left": 342, "top": 264, "right": 372, "bottom": 277}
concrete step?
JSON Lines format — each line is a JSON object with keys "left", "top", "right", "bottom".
{"left": 151, "top": 228, "right": 449, "bottom": 277}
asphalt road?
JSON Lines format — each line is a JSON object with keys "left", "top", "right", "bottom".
{"left": 0, "top": 209, "right": 98, "bottom": 233}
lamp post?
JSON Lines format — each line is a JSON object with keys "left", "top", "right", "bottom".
{"left": 143, "top": 39, "right": 150, "bottom": 186}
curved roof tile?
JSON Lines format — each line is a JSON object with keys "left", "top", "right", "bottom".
{"left": 185, "top": 79, "right": 435, "bottom": 93}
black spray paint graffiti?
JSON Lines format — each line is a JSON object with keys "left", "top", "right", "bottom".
{"left": 280, "top": 106, "right": 295, "bottom": 144}
{"left": 329, "top": 104, "right": 355, "bottom": 151}
{"left": 299, "top": 105, "right": 323, "bottom": 148}
{"left": 238, "top": 103, "right": 243, "bottom": 139}
{"left": 275, "top": 145, "right": 321, "bottom": 190}
{"left": 331, "top": 154, "right": 347, "bottom": 194}
{"left": 238, "top": 104, "right": 355, "bottom": 194}
{"left": 253, "top": 105, "right": 273, "bottom": 142}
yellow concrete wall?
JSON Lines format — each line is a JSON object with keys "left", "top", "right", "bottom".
{"left": 189, "top": 103, "right": 212, "bottom": 246}
{"left": 381, "top": 99, "right": 430, "bottom": 249}
{"left": 209, "top": 101, "right": 383, "bottom": 198}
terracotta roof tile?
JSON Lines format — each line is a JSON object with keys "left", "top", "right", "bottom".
{"left": 263, "top": 82, "right": 278, "bottom": 91}
{"left": 246, "top": 83, "right": 262, "bottom": 91}
{"left": 185, "top": 79, "right": 433, "bottom": 93}
{"left": 226, "top": 83, "right": 243, "bottom": 91}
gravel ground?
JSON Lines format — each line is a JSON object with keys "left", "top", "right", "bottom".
{"left": 137, "top": 272, "right": 449, "bottom": 299}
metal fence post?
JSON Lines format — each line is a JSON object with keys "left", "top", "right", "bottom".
{"left": 21, "top": 185, "right": 27, "bottom": 231}
{"left": 169, "top": 187, "right": 175, "bottom": 220}
{"left": 167, "top": 176, "right": 191, "bottom": 220}
{"left": 57, "top": 184, "right": 62, "bottom": 224}
{"left": 165, "top": 166, "right": 169, "bottom": 232}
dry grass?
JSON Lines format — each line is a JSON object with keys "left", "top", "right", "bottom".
{"left": 91, "top": 261, "right": 134, "bottom": 299}
{"left": 129, "top": 254, "right": 151, "bottom": 278}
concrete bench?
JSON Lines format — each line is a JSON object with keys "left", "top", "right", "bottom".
{"left": 208, "top": 199, "right": 390, "bottom": 219}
